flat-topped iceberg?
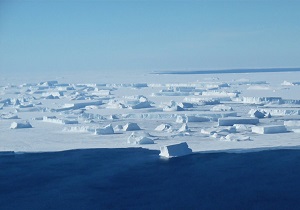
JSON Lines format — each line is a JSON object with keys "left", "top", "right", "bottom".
{"left": 218, "top": 117, "right": 259, "bottom": 126}
{"left": 252, "top": 125, "right": 287, "bottom": 134}
{"left": 159, "top": 142, "right": 192, "bottom": 158}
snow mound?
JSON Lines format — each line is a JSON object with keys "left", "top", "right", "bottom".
{"left": 43, "top": 116, "right": 78, "bottom": 124}
{"left": 159, "top": 142, "right": 192, "bottom": 158}
{"left": 184, "top": 97, "right": 220, "bottom": 105}
{"left": 107, "top": 95, "right": 152, "bottom": 109}
{"left": 220, "top": 134, "right": 251, "bottom": 141}
{"left": 128, "top": 95, "right": 152, "bottom": 109}
{"left": 106, "top": 101, "right": 127, "bottom": 109}
{"left": 42, "top": 91, "right": 63, "bottom": 97}
{"left": 127, "top": 132, "right": 154, "bottom": 145}
{"left": 1, "top": 113, "right": 19, "bottom": 119}
{"left": 176, "top": 115, "right": 187, "bottom": 123}
{"left": 249, "top": 109, "right": 267, "bottom": 118}
{"left": 155, "top": 124, "right": 173, "bottom": 132}
{"left": 10, "top": 121, "right": 32, "bottom": 129}
{"left": 211, "top": 105, "right": 233, "bottom": 112}
{"left": 292, "top": 129, "right": 300, "bottom": 133}
{"left": 123, "top": 123, "right": 141, "bottom": 131}
{"left": 233, "top": 124, "right": 252, "bottom": 131}
{"left": 281, "top": 80, "right": 300, "bottom": 86}
{"left": 95, "top": 124, "right": 114, "bottom": 135}
{"left": 252, "top": 125, "right": 287, "bottom": 134}
{"left": 39, "top": 80, "right": 58, "bottom": 87}
{"left": 163, "top": 100, "right": 184, "bottom": 112}
{"left": 201, "top": 126, "right": 236, "bottom": 135}
{"left": 178, "top": 123, "right": 190, "bottom": 132}
{"left": 218, "top": 117, "right": 259, "bottom": 126}
{"left": 130, "top": 101, "right": 152, "bottom": 109}
{"left": 114, "top": 125, "right": 123, "bottom": 132}
{"left": 202, "top": 91, "right": 237, "bottom": 98}
{"left": 178, "top": 102, "right": 193, "bottom": 108}
{"left": 63, "top": 126, "right": 91, "bottom": 133}
{"left": 176, "top": 115, "right": 210, "bottom": 123}
{"left": 108, "top": 115, "right": 118, "bottom": 120}
{"left": 45, "top": 95, "right": 59, "bottom": 99}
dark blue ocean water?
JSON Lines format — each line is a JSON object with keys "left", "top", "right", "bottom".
{"left": 1, "top": 148, "right": 300, "bottom": 210}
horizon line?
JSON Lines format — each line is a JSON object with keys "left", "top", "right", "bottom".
{"left": 153, "top": 67, "right": 300, "bottom": 75}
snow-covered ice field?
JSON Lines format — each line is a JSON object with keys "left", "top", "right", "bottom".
{"left": 1, "top": 70, "right": 300, "bottom": 156}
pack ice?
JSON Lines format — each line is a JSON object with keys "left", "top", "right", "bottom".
{"left": 2, "top": 71, "right": 300, "bottom": 154}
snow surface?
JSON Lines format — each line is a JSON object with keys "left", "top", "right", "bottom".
{"left": 2, "top": 71, "right": 300, "bottom": 154}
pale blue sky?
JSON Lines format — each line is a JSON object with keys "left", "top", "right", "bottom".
{"left": 1, "top": 0, "right": 300, "bottom": 74}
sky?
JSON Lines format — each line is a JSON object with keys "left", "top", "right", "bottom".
{"left": 1, "top": 0, "right": 300, "bottom": 75}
